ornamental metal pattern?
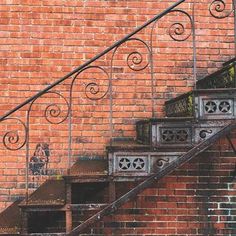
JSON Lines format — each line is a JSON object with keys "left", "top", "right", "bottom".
{"left": 209, "top": 0, "right": 234, "bottom": 19}
{"left": 203, "top": 99, "right": 233, "bottom": 115}
{"left": 0, "top": 0, "right": 234, "bottom": 200}
{"left": 142, "top": 119, "right": 230, "bottom": 146}
{"left": 117, "top": 156, "right": 147, "bottom": 172}
{"left": 194, "top": 124, "right": 226, "bottom": 143}
{"left": 196, "top": 62, "right": 235, "bottom": 89}
{"left": 165, "top": 93, "right": 193, "bottom": 117}
{"left": 156, "top": 158, "right": 170, "bottom": 168}
{"left": 111, "top": 152, "right": 181, "bottom": 176}
{"left": 160, "top": 127, "right": 191, "bottom": 144}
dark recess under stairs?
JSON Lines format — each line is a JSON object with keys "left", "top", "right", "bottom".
{"left": 0, "top": 58, "right": 235, "bottom": 235}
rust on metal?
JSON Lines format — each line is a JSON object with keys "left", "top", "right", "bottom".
{"left": 20, "top": 179, "right": 65, "bottom": 207}
{"left": 69, "top": 120, "right": 236, "bottom": 235}
{"left": 0, "top": 199, "right": 21, "bottom": 235}
{"left": 68, "top": 159, "right": 108, "bottom": 176}
{"left": 107, "top": 139, "right": 152, "bottom": 152}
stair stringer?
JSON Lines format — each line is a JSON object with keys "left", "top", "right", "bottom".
{"left": 68, "top": 119, "right": 236, "bottom": 235}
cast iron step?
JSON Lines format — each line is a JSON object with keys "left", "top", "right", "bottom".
{"left": 165, "top": 88, "right": 236, "bottom": 118}
{"left": 0, "top": 199, "right": 22, "bottom": 235}
{"left": 19, "top": 179, "right": 65, "bottom": 208}
{"left": 165, "top": 57, "right": 235, "bottom": 118}
{"left": 197, "top": 57, "right": 235, "bottom": 89}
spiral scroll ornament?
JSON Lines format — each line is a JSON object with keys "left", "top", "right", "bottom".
{"left": 199, "top": 129, "right": 213, "bottom": 139}
{"left": 85, "top": 82, "right": 107, "bottom": 100}
{"left": 169, "top": 23, "right": 191, "bottom": 41}
{"left": 127, "top": 51, "right": 149, "bottom": 71}
{"left": 43, "top": 92, "right": 69, "bottom": 124}
{"left": 168, "top": 10, "right": 193, "bottom": 41}
{"left": 112, "top": 38, "right": 150, "bottom": 72}
{"left": 72, "top": 66, "right": 110, "bottom": 101}
{"left": 2, "top": 118, "right": 27, "bottom": 150}
{"left": 156, "top": 158, "right": 170, "bottom": 168}
{"left": 209, "top": 0, "right": 233, "bottom": 18}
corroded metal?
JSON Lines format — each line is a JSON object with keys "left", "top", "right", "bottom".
{"left": 195, "top": 89, "right": 236, "bottom": 119}
{"left": 168, "top": 9, "right": 193, "bottom": 42}
{"left": 136, "top": 117, "right": 230, "bottom": 147}
{"left": 165, "top": 60, "right": 236, "bottom": 118}
{"left": 19, "top": 180, "right": 66, "bottom": 207}
{"left": 136, "top": 120, "right": 151, "bottom": 144}
{"left": 2, "top": 118, "right": 27, "bottom": 151}
{"left": 69, "top": 120, "right": 236, "bottom": 235}
{"left": 68, "top": 158, "right": 108, "bottom": 176}
{"left": 0, "top": 0, "right": 234, "bottom": 223}
{"left": 204, "top": 99, "right": 232, "bottom": 114}
{"left": 160, "top": 127, "right": 191, "bottom": 144}
{"left": 109, "top": 150, "right": 181, "bottom": 177}
{"left": 0, "top": 199, "right": 22, "bottom": 235}
{"left": 165, "top": 92, "right": 194, "bottom": 117}
{"left": 196, "top": 60, "right": 235, "bottom": 89}
{"left": 209, "top": 0, "right": 234, "bottom": 19}
{"left": 150, "top": 7, "right": 196, "bottom": 115}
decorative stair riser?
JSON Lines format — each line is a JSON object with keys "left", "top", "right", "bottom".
{"left": 136, "top": 119, "right": 230, "bottom": 147}
{"left": 108, "top": 151, "right": 181, "bottom": 179}
{"left": 165, "top": 89, "right": 236, "bottom": 119}
{"left": 196, "top": 60, "right": 235, "bottom": 90}
{"left": 165, "top": 92, "right": 194, "bottom": 117}
{"left": 165, "top": 57, "right": 235, "bottom": 119}
{"left": 195, "top": 90, "right": 236, "bottom": 120}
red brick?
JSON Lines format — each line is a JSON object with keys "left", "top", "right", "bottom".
{"left": 0, "top": 3, "right": 235, "bottom": 236}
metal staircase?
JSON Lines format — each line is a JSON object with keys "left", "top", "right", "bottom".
{"left": 0, "top": 0, "right": 235, "bottom": 235}
{"left": 0, "top": 58, "right": 235, "bottom": 235}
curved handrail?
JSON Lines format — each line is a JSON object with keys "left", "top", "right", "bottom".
{"left": 0, "top": 0, "right": 185, "bottom": 122}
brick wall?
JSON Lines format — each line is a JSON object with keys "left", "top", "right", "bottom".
{"left": 0, "top": 0, "right": 235, "bottom": 213}
{"left": 81, "top": 149, "right": 236, "bottom": 235}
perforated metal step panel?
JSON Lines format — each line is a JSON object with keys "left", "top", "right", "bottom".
{"left": 136, "top": 118, "right": 231, "bottom": 147}
{"left": 195, "top": 89, "right": 236, "bottom": 120}
{"left": 108, "top": 150, "right": 182, "bottom": 180}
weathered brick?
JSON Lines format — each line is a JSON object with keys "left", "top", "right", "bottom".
{"left": 0, "top": 1, "right": 235, "bottom": 235}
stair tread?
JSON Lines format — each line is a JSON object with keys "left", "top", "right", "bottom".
{"left": 69, "top": 120, "right": 236, "bottom": 235}
{"left": 197, "top": 57, "right": 235, "bottom": 84}
{"left": 70, "top": 203, "right": 108, "bottom": 210}
{"left": 166, "top": 88, "right": 236, "bottom": 104}
{"left": 107, "top": 139, "right": 152, "bottom": 152}
{"left": 149, "top": 117, "right": 194, "bottom": 122}
{"left": 67, "top": 159, "right": 108, "bottom": 177}
{"left": 223, "top": 57, "right": 236, "bottom": 66}
{"left": 107, "top": 139, "right": 191, "bottom": 152}
{"left": 20, "top": 179, "right": 65, "bottom": 207}
{"left": 27, "top": 234, "right": 66, "bottom": 236}
{"left": 0, "top": 199, "right": 21, "bottom": 235}
{"left": 165, "top": 57, "right": 235, "bottom": 118}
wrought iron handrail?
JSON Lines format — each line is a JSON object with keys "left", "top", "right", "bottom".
{"left": 0, "top": 0, "right": 235, "bottom": 203}
{"left": 69, "top": 120, "right": 236, "bottom": 235}
{"left": 0, "top": 0, "right": 185, "bottom": 122}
